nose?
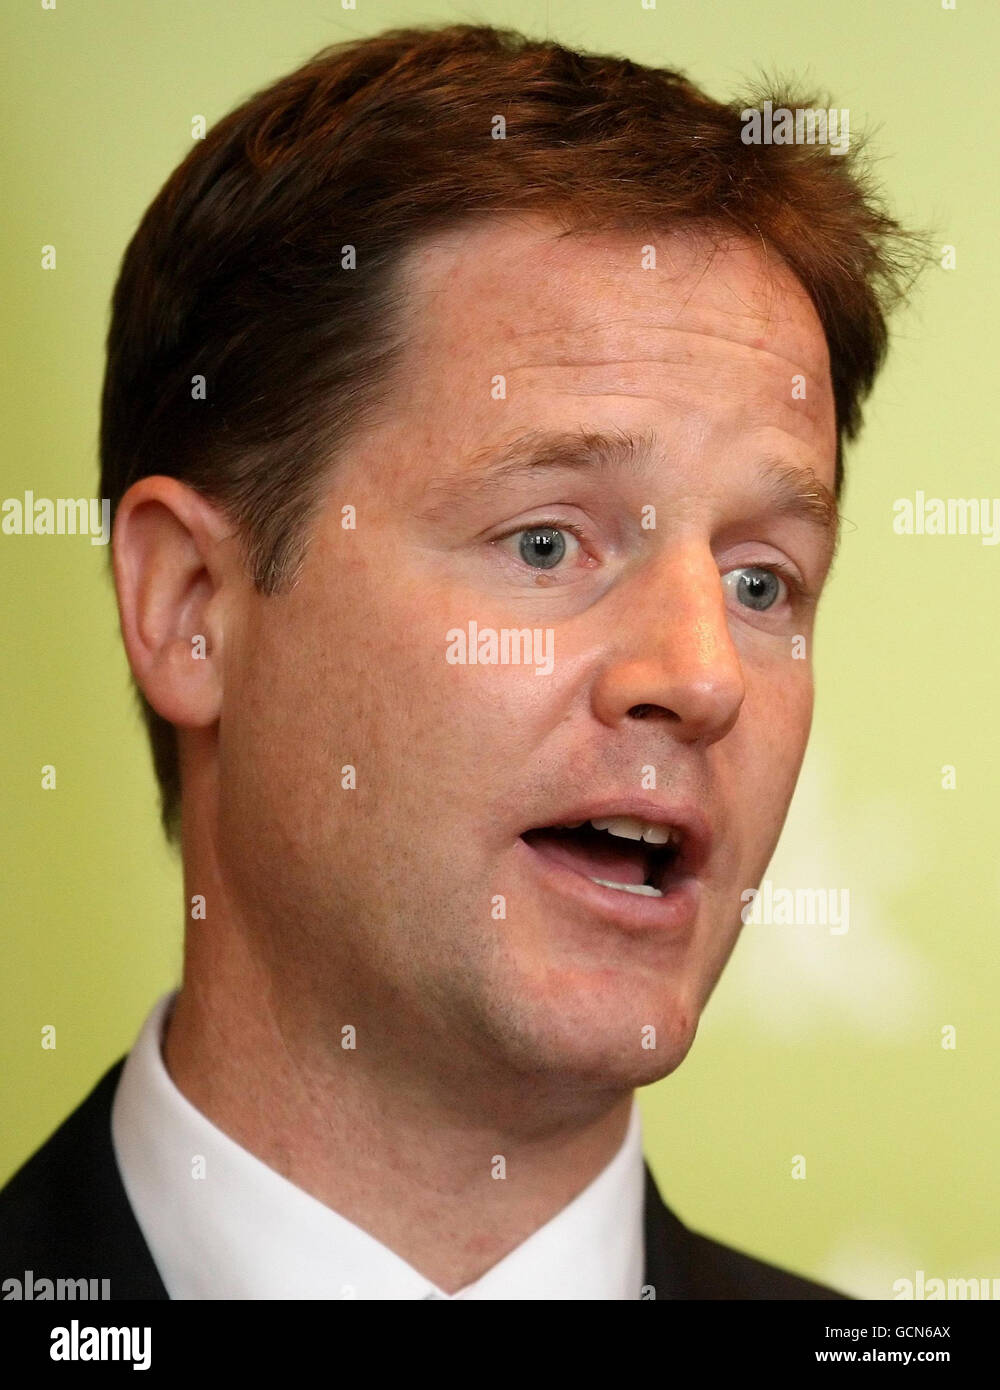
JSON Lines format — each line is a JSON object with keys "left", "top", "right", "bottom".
{"left": 590, "top": 546, "right": 746, "bottom": 745}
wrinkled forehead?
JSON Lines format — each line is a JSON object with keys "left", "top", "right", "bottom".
{"left": 394, "top": 213, "right": 833, "bottom": 391}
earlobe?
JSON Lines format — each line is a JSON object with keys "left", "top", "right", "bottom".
{"left": 112, "top": 476, "right": 235, "bottom": 730}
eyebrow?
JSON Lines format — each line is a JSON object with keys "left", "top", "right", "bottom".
{"left": 418, "top": 426, "right": 841, "bottom": 556}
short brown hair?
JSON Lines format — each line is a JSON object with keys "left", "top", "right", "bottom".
{"left": 99, "top": 22, "right": 926, "bottom": 844}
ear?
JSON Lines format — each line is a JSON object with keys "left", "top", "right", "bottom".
{"left": 111, "top": 476, "right": 240, "bottom": 730}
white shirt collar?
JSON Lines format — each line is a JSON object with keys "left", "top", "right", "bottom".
{"left": 111, "top": 991, "right": 646, "bottom": 1299}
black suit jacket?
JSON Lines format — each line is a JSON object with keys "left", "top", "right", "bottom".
{"left": 0, "top": 1061, "right": 848, "bottom": 1300}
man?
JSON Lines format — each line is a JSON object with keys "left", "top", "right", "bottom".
{"left": 0, "top": 23, "right": 921, "bottom": 1299}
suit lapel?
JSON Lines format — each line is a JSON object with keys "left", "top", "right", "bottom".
{"left": 642, "top": 1161, "right": 690, "bottom": 1299}
{"left": 0, "top": 1059, "right": 168, "bottom": 1300}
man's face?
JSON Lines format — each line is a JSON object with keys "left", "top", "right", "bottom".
{"left": 215, "top": 218, "right": 837, "bottom": 1094}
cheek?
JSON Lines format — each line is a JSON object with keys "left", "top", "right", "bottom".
{"left": 236, "top": 576, "right": 526, "bottom": 837}
{"left": 737, "top": 659, "right": 814, "bottom": 824}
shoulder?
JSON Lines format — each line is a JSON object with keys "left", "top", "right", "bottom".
{"left": 643, "top": 1164, "right": 850, "bottom": 1300}
{"left": 684, "top": 1227, "right": 851, "bottom": 1300}
{"left": 0, "top": 1060, "right": 167, "bottom": 1300}
{"left": 0, "top": 1061, "right": 125, "bottom": 1257}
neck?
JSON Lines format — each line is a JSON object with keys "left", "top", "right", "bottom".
{"left": 164, "top": 830, "right": 634, "bottom": 1293}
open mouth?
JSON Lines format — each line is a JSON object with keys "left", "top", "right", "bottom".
{"left": 520, "top": 816, "right": 685, "bottom": 898}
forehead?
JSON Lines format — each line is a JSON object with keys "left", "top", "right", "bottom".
{"left": 381, "top": 215, "right": 836, "bottom": 485}
{"left": 396, "top": 214, "right": 831, "bottom": 390}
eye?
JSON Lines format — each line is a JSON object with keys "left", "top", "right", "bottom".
{"left": 507, "top": 524, "right": 582, "bottom": 571}
{"left": 722, "top": 565, "right": 788, "bottom": 612}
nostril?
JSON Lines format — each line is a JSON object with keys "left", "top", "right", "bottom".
{"left": 627, "top": 703, "right": 678, "bottom": 722}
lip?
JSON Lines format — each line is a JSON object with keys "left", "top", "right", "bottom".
{"left": 515, "top": 796, "right": 710, "bottom": 935}
{"left": 514, "top": 835, "right": 701, "bottom": 934}
{"left": 521, "top": 796, "right": 712, "bottom": 878}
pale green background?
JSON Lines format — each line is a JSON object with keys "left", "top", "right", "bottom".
{"left": 2, "top": 0, "right": 997, "bottom": 1300}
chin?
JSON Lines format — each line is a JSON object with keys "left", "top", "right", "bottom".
{"left": 528, "top": 1028, "right": 697, "bottom": 1093}
{"left": 488, "top": 968, "right": 703, "bottom": 1089}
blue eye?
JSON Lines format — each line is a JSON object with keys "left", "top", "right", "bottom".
{"left": 518, "top": 526, "right": 568, "bottom": 570}
{"left": 723, "top": 566, "right": 786, "bottom": 611}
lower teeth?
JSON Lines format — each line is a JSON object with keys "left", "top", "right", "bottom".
{"left": 590, "top": 877, "right": 663, "bottom": 898}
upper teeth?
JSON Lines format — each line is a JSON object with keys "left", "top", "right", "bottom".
{"left": 565, "top": 815, "right": 681, "bottom": 847}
